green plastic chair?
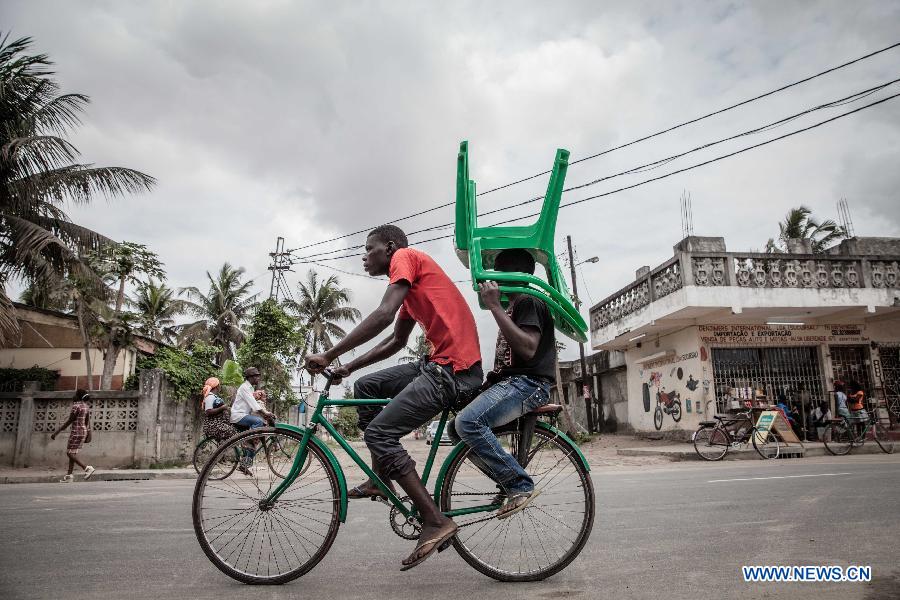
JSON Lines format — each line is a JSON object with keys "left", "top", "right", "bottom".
{"left": 454, "top": 141, "right": 589, "bottom": 343}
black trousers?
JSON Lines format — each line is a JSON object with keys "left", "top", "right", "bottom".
{"left": 354, "top": 360, "right": 483, "bottom": 479}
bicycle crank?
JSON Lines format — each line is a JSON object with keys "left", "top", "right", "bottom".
{"left": 389, "top": 496, "right": 423, "bottom": 540}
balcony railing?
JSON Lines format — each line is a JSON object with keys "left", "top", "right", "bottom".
{"left": 591, "top": 249, "right": 900, "bottom": 330}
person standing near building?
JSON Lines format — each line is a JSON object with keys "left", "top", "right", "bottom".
{"left": 834, "top": 380, "right": 851, "bottom": 420}
{"left": 50, "top": 389, "right": 95, "bottom": 482}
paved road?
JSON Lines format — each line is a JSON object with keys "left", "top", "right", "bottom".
{"left": 1, "top": 454, "right": 898, "bottom": 600}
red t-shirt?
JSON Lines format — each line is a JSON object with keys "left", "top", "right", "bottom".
{"left": 389, "top": 248, "right": 481, "bottom": 372}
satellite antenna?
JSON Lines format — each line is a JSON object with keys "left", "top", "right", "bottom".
{"left": 680, "top": 190, "right": 694, "bottom": 239}
{"left": 837, "top": 198, "right": 856, "bottom": 238}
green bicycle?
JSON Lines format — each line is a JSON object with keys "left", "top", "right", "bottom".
{"left": 822, "top": 411, "right": 895, "bottom": 456}
{"left": 192, "top": 371, "right": 595, "bottom": 584}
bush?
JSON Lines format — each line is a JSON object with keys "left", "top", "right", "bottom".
{"left": 0, "top": 366, "right": 59, "bottom": 390}
{"left": 332, "top": 407, "right": 361, "bottom": 440}
{"left": 134, "top": 341, "right": 220, "bottom": 401}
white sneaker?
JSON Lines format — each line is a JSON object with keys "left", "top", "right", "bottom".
{"left": 84, "top": 466, "right": 95, "bottom": 480}
{"left": 59, "top": 474, "right": 74, "bottom": 483}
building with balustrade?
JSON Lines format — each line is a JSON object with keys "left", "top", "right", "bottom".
{"left": 588, "top": 236, "right": 900, "bottom": 436}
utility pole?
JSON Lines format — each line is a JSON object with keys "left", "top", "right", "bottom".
{"left": 567, "top": 235, "right": 595, "bottom": 433}
{"left": 268, "top": 237, "right": 289, "bottom": 301}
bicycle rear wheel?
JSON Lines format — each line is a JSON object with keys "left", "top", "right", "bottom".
{"left": 751, "top": 428, "right": 780, "bottom": 459}
{"left": 194, "top": 437, "right": 218, "bottom": 474}
{"left": 194, "top": 438, "right": 240, "bottom": 480}
{"left": 822, "top": 422, "right": 853, "bottom": 456}
{"left": 439, "top": 425, "right": 594, "bottom": 582}
{"left": 193, "top": 428, "right": 341, "bottom": 584}
{"left": 871, "top": 422, "right": 895, "bottom": 454}
{"left": 693, "top": 426, "right": 728, "bottom": 461}
{"left": 265, "top": 436, "right": 313, "bottom": 479}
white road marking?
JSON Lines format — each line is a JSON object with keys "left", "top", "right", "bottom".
{"left": 708, "top": 472, "right": 854, "bottom": 483}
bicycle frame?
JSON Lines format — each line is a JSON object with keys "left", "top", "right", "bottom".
{"left": 258, "top": 381, "right": 590, "bottom": 525}
{"left": 261, "top": 387, "right": 497, "bottom": 522}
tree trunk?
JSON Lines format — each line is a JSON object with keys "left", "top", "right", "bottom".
{"left": 77, "top": 299, "right": 94, "bottom": 391}
{"left": 100, "top": 274, "right": 127, "bottom": 389}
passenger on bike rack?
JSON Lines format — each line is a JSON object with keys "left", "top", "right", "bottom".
{"left": 305, "top": 224, "right": 483, "bottom": 571}
{"left": 201, "top": 377, "right": 236, "bottom": 442}
{"left": 448, "top": 249, "right": 554, "bottom": 519}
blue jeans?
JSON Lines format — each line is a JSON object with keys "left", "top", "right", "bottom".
{"left": 451, "top": 375, "right": 551, "bottom": 495}
{"left": 235, "top": 414, "right": 266, "bottom": 430}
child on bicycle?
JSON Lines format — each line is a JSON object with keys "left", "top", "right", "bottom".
{"left": 305, "top": 224, "right": 482, "bottom": 571}
{"left": 449, "top": 249, "right": 554, "bottom": 519}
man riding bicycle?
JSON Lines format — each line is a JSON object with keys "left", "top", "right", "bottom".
{"left": 231, "top": 367, "right": 276, "bottom": 473}
{"left": 305, "top": 224, "right": 482, "bottom": 571}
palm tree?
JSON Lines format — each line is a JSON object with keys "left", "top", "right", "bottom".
{"left": 179, "top": 263, "right": 259, "bottom": 362}
{"left": 0, "top": 34, "right": 155, "bottom": 346}
{"left": 766, "top": 206, "right": 847, "bottom": 254}
{"left": 130, "top": 279, "right": 185, "bottom": 343}
{"left": 398, "top": 331, "right": 432, "bottom": 364}
{"left": 286, "top": 270, "right": 361, "bottom": 358}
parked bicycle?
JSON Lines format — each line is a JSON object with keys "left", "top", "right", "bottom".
{"left": 692, "top": 408, "right": 781, "bottom": 460}
{"left": 822, "top": 410, "right": 895, "bottom": 456}
{"left": 192, "top": 370, "right": 594, "bottom": 583}
{"left": 192, "top": 431, "right": 311, "bottom": 480}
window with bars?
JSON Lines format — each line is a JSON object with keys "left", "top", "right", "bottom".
{"left": 32, "top": 398, "right": 139, "bottom": 433}
{"left": 711, "top": 347, "right": 824, "bottom": 413}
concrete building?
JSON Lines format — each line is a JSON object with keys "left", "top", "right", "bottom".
{"left": 0, "top": 303, "right": 163, "bottom": 390}
{"left": 589, "top": 236, "right": 900, "bottom": 436}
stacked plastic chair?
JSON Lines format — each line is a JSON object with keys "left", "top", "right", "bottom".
{"left": 454, "top": 141, "right": 589, "bottom": 342}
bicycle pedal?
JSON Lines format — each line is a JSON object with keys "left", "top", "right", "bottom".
{"left": 371, "top": 496, "right": 390, "bottom": 506}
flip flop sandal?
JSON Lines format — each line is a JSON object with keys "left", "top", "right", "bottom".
{"left": 348, "top": 484, "right": 393, "bottom": 501}
{"left": 399, "top": 524, "right": 458, "bottom": 571}
{"left": 496, "top": 489, "right": 542, "bottom": 520}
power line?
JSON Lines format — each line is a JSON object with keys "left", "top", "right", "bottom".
{"left": 294, "top": 90, "right": 900, "bottom": 264}
{"left": 292, "top": 79, "right": 900, "bottom": 263}
{"left": 285, "top": 40, "right": 900, "bottom": 256}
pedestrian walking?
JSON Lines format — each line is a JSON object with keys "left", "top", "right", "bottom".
{"left": 50, "top": 389, "right": 95, "bottom": 482}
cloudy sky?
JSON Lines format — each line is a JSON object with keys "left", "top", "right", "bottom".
{"left": 5, "top": 0, "right": 900, "bottom": 379}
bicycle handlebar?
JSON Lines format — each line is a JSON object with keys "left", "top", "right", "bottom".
{"left": 321, "top": 369, "right": 337, "bottom": 395}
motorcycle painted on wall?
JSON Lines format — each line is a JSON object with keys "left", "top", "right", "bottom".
{"left": 654, "top": 388, "right": 682, "bottom": 430}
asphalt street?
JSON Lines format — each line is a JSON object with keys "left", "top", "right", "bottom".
{"left": 1, "top": 453, "right": 899, "bottom": 600}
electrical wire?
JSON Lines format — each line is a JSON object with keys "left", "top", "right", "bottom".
{"left": 293, "top": 90, "right": 900, "bottom": 264}
{"left": 284, "top": 41, "right": 900, "bottom": 256}
{"left": 291, "top": 81, "right": 900, "bottom": 263}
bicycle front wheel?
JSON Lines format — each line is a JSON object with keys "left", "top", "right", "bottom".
{"left": 193, "top": 428, "right": 341, "bottom": 584}
{"left": 439, "top": 425, "right": 594, "bottom": 582}
{"left": 693, "top": 426, "right": 728, "bottom": 461}
{"left": 751, "top": 429, "right": 780, "bottom": 459}
{"left": 823, "top": 423, "right": 853, "bottom": 456}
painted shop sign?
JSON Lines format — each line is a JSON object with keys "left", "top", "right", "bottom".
{"left": 698, "top": 324, "right": 870, "bottom": 346}
{"left": 642, "top": 351, "right": 699, "bottom": 369}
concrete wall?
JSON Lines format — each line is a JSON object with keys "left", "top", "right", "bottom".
{"left": 0, "top": 370, "right": 198, "bottom": 468}
{"left": 599, "top": 369, "right": 628, "bottom": 431}
{"left": 626, "top": 326, "right": 708, "bottom": 434}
